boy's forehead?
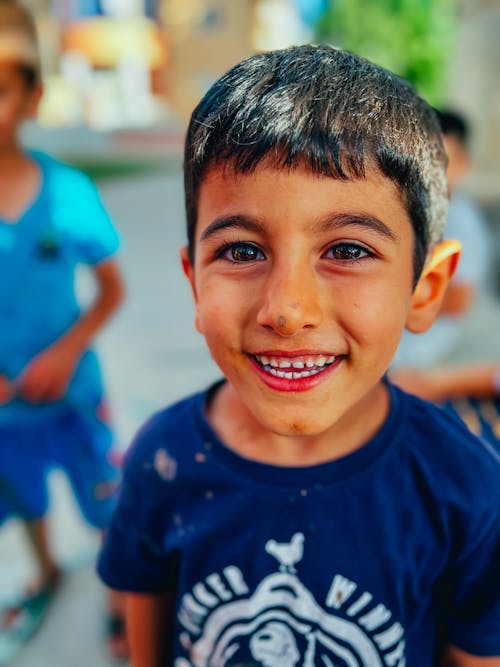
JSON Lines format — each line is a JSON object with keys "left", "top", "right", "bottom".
{"left": 197, "top": 161, "right": 412, "bottom": 236}
{"left": 200, "top": 159, "right": 405, "bottom": 203}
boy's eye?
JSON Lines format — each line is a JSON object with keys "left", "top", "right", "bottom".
{"left": 324, "top": 243, "right": 372, "bottom": 261}
{"left": 221, "top": 242, "right": 265, "bottom": 263}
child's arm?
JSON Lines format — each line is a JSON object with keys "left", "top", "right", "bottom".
{"left": 18, "top": 258, "right": 124, "bottom": 403}
{"left": 0, "top": 375, "right": 13, "bottom": 404}
{"left": 438, "top": 281, "right": 475, "bottom": 317}
{"left": 126, "top": 592, "right": 176, "bottom": 667}
{"left": 442, "top": 645, "right": 500, "bottom": 666}
{"left": 390, "top": 363, "right": 500, "bottom": 402}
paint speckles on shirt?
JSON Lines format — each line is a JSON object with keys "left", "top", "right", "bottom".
{"left": 153, "top": 448, "right": 177, "bottom": 481}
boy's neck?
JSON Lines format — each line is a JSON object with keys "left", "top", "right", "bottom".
{"left": 207, "top": 380, "right": 390, "bottom": 467}
{"left": 0, "top": 148, "right": 41, "bottom": 223}
{"left": 0, "top": 143, "right": 28, "bottom": 164}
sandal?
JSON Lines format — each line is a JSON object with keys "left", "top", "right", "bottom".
{"left": 0, "top": 579, "right": 61, "bottom": 662}
{"left": 1, "top": 574, "right": 61, "bottom": 631}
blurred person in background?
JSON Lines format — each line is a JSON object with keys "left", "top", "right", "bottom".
{"left": 391, "top": 109, "right": 500, "bottom": 449}
{"left": 392, "top": 108, "right": 492, "bottom": 376}
{"left": 0, "top": 0, "right": 127, "bottom": 657}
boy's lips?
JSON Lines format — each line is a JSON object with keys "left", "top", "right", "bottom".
{"left": 249, "top": 351, "right": 344, "bottom": 392}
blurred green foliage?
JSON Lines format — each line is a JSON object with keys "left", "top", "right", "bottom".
{"left": 316, "top": 0, "right": 457, "bottom": 106}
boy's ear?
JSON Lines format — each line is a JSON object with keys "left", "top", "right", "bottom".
{"left": 405, "top": 239, "right": 461, "bottom": 334}
{"left": 180, "top": 246, "right": 203, "bottom": 333}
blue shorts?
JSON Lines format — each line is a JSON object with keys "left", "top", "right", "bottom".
{"left": 0, "top": 404, "right": 121, "bottom": 529}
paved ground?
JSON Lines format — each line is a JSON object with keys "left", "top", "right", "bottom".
{"left": 0, "top": 165, "right": 499, "bottom": 666}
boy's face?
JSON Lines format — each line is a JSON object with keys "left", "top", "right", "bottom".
{"left": 0, "top": 62, "right": 40, "bottom": 150}
{"left": 183, "top": 164, "right": 444, "bottom": 439}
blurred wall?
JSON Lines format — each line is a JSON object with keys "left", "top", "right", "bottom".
{"left": 160, "top": 0, "right": 255, "bottom": 119}
{"left": 448, "top": 0, "right": 500, "bottom": 202}
{"left": 26, "top": 0, "right": 61, "bottom": 75}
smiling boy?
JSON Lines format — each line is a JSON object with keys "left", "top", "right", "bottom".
{"left": 98, "top": 46, "right": 500, "bottom": 666}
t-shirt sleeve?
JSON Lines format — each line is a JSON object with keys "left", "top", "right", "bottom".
{"left": 97, "top": 419, "right": 178, "bottom": 593}
{"left": 49, "top": 162, "right": 120, "bottom": 265}
{"left": 72, "top": 175, "right": 120, "bottom": 265}
{"left": 437, "top": 491, "right": 500, "bottom": 655}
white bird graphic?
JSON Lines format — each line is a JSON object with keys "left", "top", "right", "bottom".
{"left": 265, "top": 532, "right": 305, "bottom": 573}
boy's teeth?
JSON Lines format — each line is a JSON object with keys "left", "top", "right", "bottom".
{"left": 255, "top": 353, "right": 337, "bottom": 377}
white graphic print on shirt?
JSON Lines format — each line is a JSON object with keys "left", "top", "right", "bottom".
{"left": 175, "top": 533, "right": 406, "bottom": 667}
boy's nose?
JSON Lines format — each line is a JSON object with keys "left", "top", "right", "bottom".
{"left": 256, "top": 263, "right": 323, "bottom": 335}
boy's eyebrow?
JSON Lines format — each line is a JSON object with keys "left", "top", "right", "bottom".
{"left": 199, "top": 215, "right": 264, "bottom": 242}
{"left": 314, "top": 213, "right": 398, "bottom": 241}
{"left": 200, "top": 213, "right": 398, "bottom": 242}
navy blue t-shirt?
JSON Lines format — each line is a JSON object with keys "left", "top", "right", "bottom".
{"left": 98, "top": 381, "right": 500, "bottom": 666}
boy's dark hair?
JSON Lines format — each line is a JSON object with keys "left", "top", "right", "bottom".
{"left": 184, "top": 45, "right": 448, "bottom": 284}
{"left": 0, "top": 0, "right": 41, "bottom": 87}
{"left": 435, "top": 109, "right": 469, "bottom": 145}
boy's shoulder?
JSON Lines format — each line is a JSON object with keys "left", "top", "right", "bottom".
{"left": 32, "top": 150, "right": 96, "bottom": 194}
{"left": 126, "top": 381, "right": 499, "bottom": 481}
{"left": 398, "top": 383, "right": 497, "bottom": 456}
{"left": 31, "top": 151, "right": 116, "bottom": 241}
{"left": 124, "top": 385, "right": 211, "bottom": 467}
{"left": 394, "top": 384, "right": 499, "bottom": 502}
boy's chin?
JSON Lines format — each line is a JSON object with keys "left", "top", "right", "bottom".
{"left": 257, "top": 411, "right": 335, "bottom": 439}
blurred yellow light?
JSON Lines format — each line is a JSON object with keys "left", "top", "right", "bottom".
{"left": 162, "top": 0, "right": 203, "bottom": 28}
{"left": 62, "top": 17, "right": 168, "bottom": 69}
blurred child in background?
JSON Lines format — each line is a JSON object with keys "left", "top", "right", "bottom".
{"left": 392, "top": 109, "right": 492, "bottom": 374}
{"left": 391, "top": 110, "right": 500, "bottom": 449}
{"left": 0, "top": 0, "right": 126, "bottom": 657}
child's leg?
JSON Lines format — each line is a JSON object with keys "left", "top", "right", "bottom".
{"left": 23, "top": 517, "right": 60, "bottom": 588}
{"left": 0, "top": 517, "right": 61, "bottom": 630}
{"left": 54, "top": 406, "right": 127, "bottom": 658}
{"left": 0, "top": 427, "right": 60, "bottom": 632}
{"left": 106, "top": 587, "right": 128, "bottom": 660}
{"left": 0, "top": 426, "right": 55, "bottom": 592}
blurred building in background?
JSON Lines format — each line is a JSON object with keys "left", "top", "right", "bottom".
{"left": 26, "top": 0, "right": 328, "bottom": 129}
{"left": 448, "top": 0, "right": 500, "bottom": 203}
{"left": 32, "top": 0, "right": 168, "bottom": 130}
{"left": 159, "top": 0, "right": 254, "bottom": 120}
{"left": 20, "top": 0, "right": 500, "bottom": 211}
